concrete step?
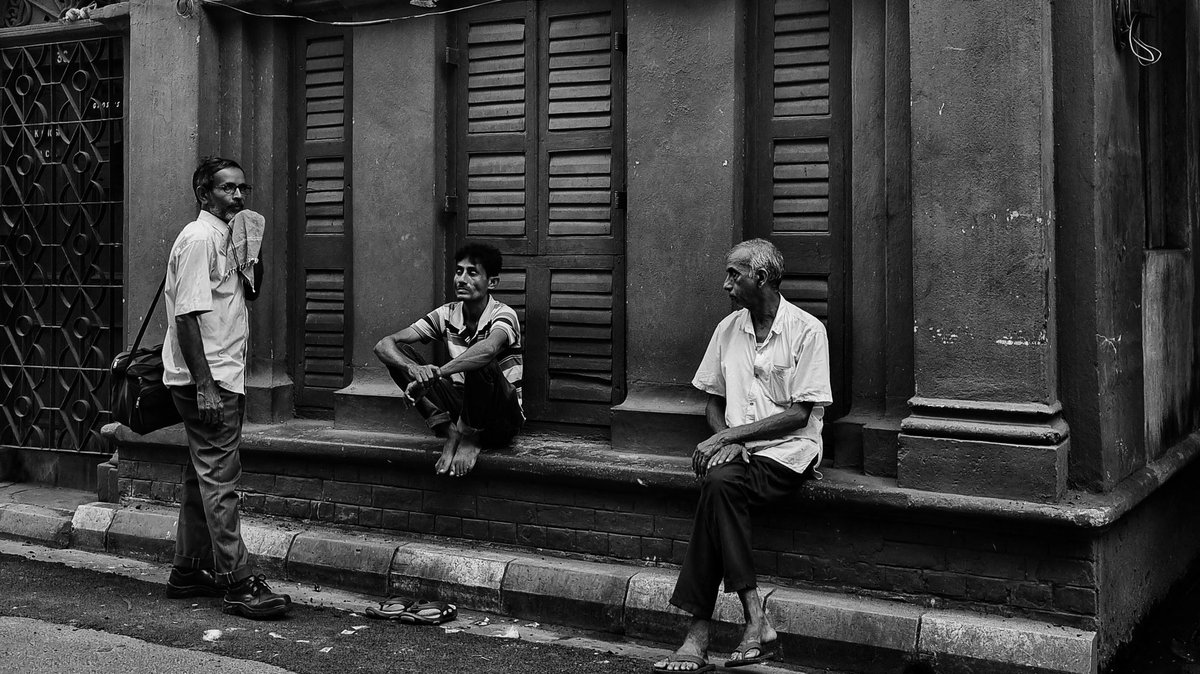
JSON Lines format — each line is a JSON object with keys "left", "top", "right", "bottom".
{"left": 0, "top": 487, "right": 1097, "bottom": 674}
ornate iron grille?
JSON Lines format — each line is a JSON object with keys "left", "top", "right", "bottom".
{"left": 1, "top": 36, "right": 123, "bottom": 455}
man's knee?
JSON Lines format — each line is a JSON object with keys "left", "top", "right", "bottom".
{"left": 701, "top": 463, "right": 742, "bottom": 495}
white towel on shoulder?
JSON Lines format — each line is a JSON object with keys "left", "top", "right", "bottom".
{"left": 229, "top": 209, "right": 264, "bottom": 293}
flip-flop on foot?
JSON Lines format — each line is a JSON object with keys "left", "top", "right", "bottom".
{"left": 724, "top": 638, "right": 778, "bottom": 668}
{"left": 650, "top": 653, "right": 714, "bottom": 673}
{"left": 398, "top": 599, "right": 458, "bottom": 625}
{"left": 364, "top": 596, "right": 412, "bottom": 620}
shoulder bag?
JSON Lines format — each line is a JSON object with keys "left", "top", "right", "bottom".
{"left": 110, "top": 276, "right": 182, "bottom": 434}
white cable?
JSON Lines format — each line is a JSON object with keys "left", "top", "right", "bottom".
{"left": 1128, "top": 12, "right": 1162, "bottom": 66}
{"left": 196, "top": 0, "right": 503, "bottom": 26}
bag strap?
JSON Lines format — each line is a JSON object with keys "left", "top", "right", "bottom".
{"left": 131, "top": 274, "right": 167, "bottom": 352}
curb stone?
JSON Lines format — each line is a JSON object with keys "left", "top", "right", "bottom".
{"left": 501, "top": 556, "right": 634, "bottom": 633}
{"left": 0, "top": 503, "right": 72, "bottom": 548}
{"left": 106, "top": 506, "right": 177, "bottom": 562}
{"left": 287, "top": 531, "right": 395, "bottom": 595}
{"left": 769, "top": 587, "right": 923, "bottom": 674}
{"left": 918, "top": 610, "right": 1097, "bottom": 674}
{"left": 390, "top": 541, "right": 517, "bottom": 612}
{"left": 70, "top": 502, "right": 119, "bottom": 552}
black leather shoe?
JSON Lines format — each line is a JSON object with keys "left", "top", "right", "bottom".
{"left": 166, "top": 567, "right": 225, "bottom": 598}
{"left": 222, "top": 575, "right": 291, "bottom": 619}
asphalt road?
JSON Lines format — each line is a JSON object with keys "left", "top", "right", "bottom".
{"left": 0, "top": 547, "right": 658, "bottom": 674}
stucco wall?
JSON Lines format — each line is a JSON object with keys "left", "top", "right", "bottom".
{"left": 333, "top": 11, "right": 444, "bottom": 430}
{"left": 624, "top": 0, "right": 743, "bottom": 390}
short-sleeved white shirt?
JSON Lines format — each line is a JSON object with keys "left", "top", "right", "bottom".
{"left": 408, "top": 296, "right": 524, "bottom": 411}
{"left": 162, "top": 211, "right": 249, "bottom": 395}
{"left": 692, "top": 296, "right": 833, "bottom": 474}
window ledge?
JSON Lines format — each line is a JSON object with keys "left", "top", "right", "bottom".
{"left": 103, "top": 420, "right": 1200, "bottom": 531}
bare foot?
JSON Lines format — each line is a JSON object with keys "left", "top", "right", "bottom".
{"left": 449, "top": 432, "right": 481, "bottom": 477}
{"left": 435, "top": 426, "right": 460, "bottom": 475}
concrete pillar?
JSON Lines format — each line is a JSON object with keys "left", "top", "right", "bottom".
{"left": 611, "top": 0, "right": 745, "bottom": 454}
{"left": 206, "top": 14, "right": 294, "bottom": 422}
{"left": 125, "top": 0, "right": 207, "bottom": 346}
{"left": 333, "top": 15, "right": 444, "bottom": 431}
{"left": 898, "top": 0, "right": 1069, "bottom": 501}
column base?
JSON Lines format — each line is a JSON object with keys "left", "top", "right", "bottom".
{"left": 610, "top": 384, "right": 710, "bottom": 456}
{"left": 333, "top": 375, "right": 430, "bottom": 435}
{"left": 898, "top": 398, "right": 1070, "bottom": 502}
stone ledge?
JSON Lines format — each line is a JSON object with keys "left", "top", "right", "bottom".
{"left": 105, "top": 421, "right": 1200, "bottom": 530}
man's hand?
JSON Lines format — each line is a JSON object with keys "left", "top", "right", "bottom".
{"left": 408, "top": 364, "right": 442, "bottom": 387}
{"left": 693, "top": 432, "right": 730, "bottom": 477}
{"left": 196, "top": 380, "right": 224, "bottom": 427}
{"left": 707, "top": 443, "right": 749, "bottom": 472}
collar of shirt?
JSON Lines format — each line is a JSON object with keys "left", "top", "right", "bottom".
{"left": 196, "top": 210, "right": 231, "bottom": 236}
{"left": 447, "top": 296, "right": 498, "bottom": 339}
{"left": 736, "top": 296, "right": 795, "bottom": 341}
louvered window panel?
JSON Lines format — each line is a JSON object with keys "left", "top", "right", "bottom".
{"left": 780, "top": 275, "right": 829, "bottom": 322}
{"left": 773, "top": 0, "right": 830, "bottom": 118}
{"left": 293, "top": 28, "right": 351, "bottom": 418}
{"left": 468, "top": 19, "right": 527, "bottom": 134}
{"left": 467, "top": 153, "right": 527, "bottom": 237}
{"left": 547, "top": 12, "right": 612, "bottom": 131}
{"left": 453, "top": 0, "right": 624, "bottom": 426}
{"left": 305, "top": 37, "right": 346, "bottom": 141}
{"left": 548, "top": 150, "right": 611, "bottom": 237}
{"left": 548, "top": 269, "right": 613, "bottom": 403}
{"left": 772, "top": 139, "right": 829, "bottom": 233}
{"left": 305, "top": 157, "right": 344, "bottom": 235}
{"left": 303, "top": 271, "right": 347, "bottom": 402}
{"left": 749, "top": 0, "right": 846, "bottom": 416}
{"left": 492, "top": 267, "right": 528, "bottom": 341}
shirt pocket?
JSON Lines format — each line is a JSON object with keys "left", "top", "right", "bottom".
{"left": 755, "top": 361, "right": 793, "bottom": 406}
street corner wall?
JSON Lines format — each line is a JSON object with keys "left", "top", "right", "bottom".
{"left": 1051, "top": 0, "right": 1150, "bottom": 492}
{"left": 1095, "top": 456, "right": 1200, "bottom": 661}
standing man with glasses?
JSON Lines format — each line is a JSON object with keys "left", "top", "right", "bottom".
{"left": 160, "top": 156, "right": 290, "bottom": 619}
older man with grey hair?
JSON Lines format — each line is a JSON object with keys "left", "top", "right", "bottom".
{"left": 652, "top": 238, "right": 832, "bottom": 673}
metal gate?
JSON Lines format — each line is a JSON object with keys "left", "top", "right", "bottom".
{"left": 0, "top": 36, "right": 124, "bottom": 455}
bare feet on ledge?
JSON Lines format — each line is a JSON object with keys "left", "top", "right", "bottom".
{"left": 434, "top": 425, "right": 460, "bottom": 475}
{"left": 434, "top": 424, "right": 482, "bottom": 477}
{"left": 450, "top": 434, "right": 482, "bottom": 477}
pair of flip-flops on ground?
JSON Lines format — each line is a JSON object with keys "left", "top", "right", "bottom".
{"left": 364, "top": 597, "right": 457, "bottom": 625}
{"left": 650, "top": 639, "right": 778, "bottom": 672}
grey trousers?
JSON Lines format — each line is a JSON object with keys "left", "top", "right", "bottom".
{"left": 169, "top": 385, "right": 252, "bottom": 585}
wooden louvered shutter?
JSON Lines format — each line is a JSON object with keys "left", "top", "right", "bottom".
{"left": 459, "top": 2, "right": 537, "bottom": 256}
{"left": 749, "top": 0, "right": 847, "bottom": 416}
{"left": 453, "top": 0, "right": 625, "bottom": 425}
{"left": 292, "top": 29, "right": 352, "bottom": 418}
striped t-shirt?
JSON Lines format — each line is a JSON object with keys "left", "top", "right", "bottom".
{"left": 408, "top": 296, "right": 524, "bottom": 409}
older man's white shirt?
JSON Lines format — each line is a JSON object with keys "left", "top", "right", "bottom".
{"left": 692, "top": 296, "right": 833, "bottom": 474}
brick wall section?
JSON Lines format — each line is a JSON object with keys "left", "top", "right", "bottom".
{"left": 118, "top": 448, "right": 1100, "bottom": 628}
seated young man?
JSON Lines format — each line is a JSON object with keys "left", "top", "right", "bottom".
{"left": 373, "top": 243, "right": 524, "bottom": 477}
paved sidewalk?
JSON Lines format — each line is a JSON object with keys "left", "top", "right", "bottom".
{"left": 0, "top": 483, "right": 1099, "bottom": 674}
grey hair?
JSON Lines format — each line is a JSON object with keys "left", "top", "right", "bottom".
{"left": 729, "top": 238, "right": 785, "bottom": 288}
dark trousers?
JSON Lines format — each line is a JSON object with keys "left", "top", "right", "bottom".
{"left": 385, "top": 344, "right": 523, "bottom": 446}
{"left": 170, "top": 385, "right": 252, "bottom": 585}
{"left": 669, "top": 456, "right": 809, "bottom": 618}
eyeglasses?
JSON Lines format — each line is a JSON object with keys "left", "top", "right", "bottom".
{"left": 216, "top": 182, "right": 253, "bottom": 196}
